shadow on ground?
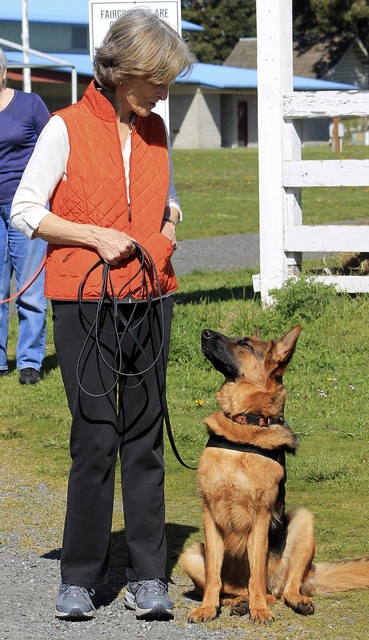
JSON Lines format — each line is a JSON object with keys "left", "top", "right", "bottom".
{"left": 42, "top": 521, "right": 198, "bottom": 607}
{"left": 174, "top": 284, "right": 256, "bottom": 306}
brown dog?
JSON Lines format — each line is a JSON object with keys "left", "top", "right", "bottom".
{"left": 179, "top": 325, "right": 369, "bottom": 624}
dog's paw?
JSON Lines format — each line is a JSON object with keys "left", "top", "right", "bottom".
{"left": 230, "top": 600, "right": 249, "bottom": 616}
{"left": 293, "top": 598, "right": 315, "bottom": 616}
{"left": 250, "top": 606, "right": 275, "bottom": 624}
{"left": 188, "top": 605, "right": 218, "bottom": 623}
{"left": 282, "top": 594, "right": 315, "bottom": 616}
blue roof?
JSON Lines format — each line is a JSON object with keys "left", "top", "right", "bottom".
{"left": 1, "top": 2, "right": 203, "bottom": 30}
{"left": 5, "top": 51, "right": 95, "bottom": 75}
{"left": 5, "top": 52, "right": 359, "bottom": 90}
{"left": 178, "top": 63, "right": 359, "bottom": 91}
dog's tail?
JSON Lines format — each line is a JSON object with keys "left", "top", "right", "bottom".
{"left": 180, "top": 544, "right": 369, "bottom": 596}
{"left": 179, "top": 542, "right": 206, "bottom": 592}
{"left": 303, "top": 558, "right": 369, "bottom": 594}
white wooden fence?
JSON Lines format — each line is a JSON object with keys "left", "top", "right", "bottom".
{"left": 254, "top": 0, "right": 369, "bottom": 303}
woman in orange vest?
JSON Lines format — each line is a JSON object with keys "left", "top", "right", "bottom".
{"left": 12, "top": 9, "right": 195, "bottom": 622}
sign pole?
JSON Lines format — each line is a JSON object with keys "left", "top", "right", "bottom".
{"left": 22, "top": 0, "right": 31, "bottom": 92}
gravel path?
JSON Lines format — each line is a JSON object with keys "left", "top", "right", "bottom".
{"left": 171, "top": 232, "right": 336, "bottom": 276}
{"left": 0, "top": 476, "right": 251, "bottom": 640}
{"left": 0, "top": 545, "right": 226, "bottom": 640}
{"left": 171, "top": 234, "right": 260, "bottom": 275}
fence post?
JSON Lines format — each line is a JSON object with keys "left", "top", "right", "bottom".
{"left": 256, "top": 0, "right": 295, "bottom": 303}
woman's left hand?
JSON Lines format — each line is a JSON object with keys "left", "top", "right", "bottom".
{"left": 161, "top": 219, "right": 178, "bottom": 251}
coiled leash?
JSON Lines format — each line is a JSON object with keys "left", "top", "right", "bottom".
{"left": 76, "top": 241, "right": 197, "bottom": 470}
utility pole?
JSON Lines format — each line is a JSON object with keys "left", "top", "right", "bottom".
{"left": 22, "top": 0, "right": 31, "bottom": 92}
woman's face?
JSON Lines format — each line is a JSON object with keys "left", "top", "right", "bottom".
{"left": 116, "top": 77, "right": 169, "bottom": 117}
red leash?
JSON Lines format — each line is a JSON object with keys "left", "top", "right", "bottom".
{"left": 0, "top": 255, "right": 46, "bottom": 303}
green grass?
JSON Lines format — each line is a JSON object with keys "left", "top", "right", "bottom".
{"left": 173, "top": 144, "right": 369, "bottom": 239}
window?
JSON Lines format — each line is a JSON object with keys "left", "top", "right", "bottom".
{"left": 71, "top": 27, "right": 88, "bottom": 52}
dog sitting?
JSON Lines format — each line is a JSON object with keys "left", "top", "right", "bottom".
{"left": 179, "top": 325, "right": 369, "bottom": 624}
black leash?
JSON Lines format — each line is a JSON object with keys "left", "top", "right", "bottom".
{"left": 160, "top": 388, "right": 197, "bottom": 470}
{"left": 76, "top": 242, "right": 197, "bottom": 470}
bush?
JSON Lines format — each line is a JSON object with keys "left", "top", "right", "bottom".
{"left": 269, "top": 277, "right": 339, "bottom": 324}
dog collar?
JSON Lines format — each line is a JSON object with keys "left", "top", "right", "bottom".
{"left": 224, "top": 412, "right": 287, "bottom": 428}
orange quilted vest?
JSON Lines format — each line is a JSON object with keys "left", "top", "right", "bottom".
{"left": 44, "top": 81, "right": 178, "bottom": 301}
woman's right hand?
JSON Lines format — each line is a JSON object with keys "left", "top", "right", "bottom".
{"left": 34, "top": 213, "right": 137, "bottom": 265}
{"left": 95, "top": 228, "right": 137, "bottom": 265}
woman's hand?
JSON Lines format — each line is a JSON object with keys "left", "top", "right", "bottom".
{"left": 35, "top": 213, "right": 137, "bottom": 265}
{"left": 95, "top": 228, "right": 136, "bottom": 265}
{"left": 161, "top": 217, "right": 178, "bottom": 251}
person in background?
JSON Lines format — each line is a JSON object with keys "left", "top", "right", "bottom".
{"left": 0, "top": 49, "right": 48, "bottom": 385}
{"left": 11, "top": 10, "right": 195, "bottom": 621}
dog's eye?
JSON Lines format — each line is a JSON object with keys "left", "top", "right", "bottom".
{"left": 237, "top": 338, "right": 254, "bottom": 352}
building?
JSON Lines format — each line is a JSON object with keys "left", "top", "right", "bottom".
{"left": 224, "top": 36, "right": 366, "bottom": 146}
{"left": 225, "top": 35, "right": 369, "bottom": 88}
{"left": 1, "top": 3, "right": 358, "bottom": 148}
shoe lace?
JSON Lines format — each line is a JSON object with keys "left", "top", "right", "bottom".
{"left": 60, "top": 583, "right": 96, "bottom": 607}
{"left": 143, "top": 579, "right": 168, "bottom": 595}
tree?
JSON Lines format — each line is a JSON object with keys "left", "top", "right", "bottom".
{"left": 181, "top": 0, "right": 257, "bottom": 64}
{"left": 293, "top": 0, "right": 369, "bottom": 52}
{"left": 182, "top": 1, "right": 369, "bottom": 65}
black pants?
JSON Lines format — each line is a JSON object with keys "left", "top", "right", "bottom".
{"left": 52, "top": 296, "right": 173, "bottom": 589}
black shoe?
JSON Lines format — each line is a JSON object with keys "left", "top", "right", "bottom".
{"left": 19, "top": 368, "right": 41, "bottom": 385}
{"left": 0, "top": 369, "right": 8, "bottom": 377}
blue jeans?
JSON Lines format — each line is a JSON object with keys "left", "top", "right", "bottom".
{"left": 0, "top": 202, "right": 47, "bottom": 372}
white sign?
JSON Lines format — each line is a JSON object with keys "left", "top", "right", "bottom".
{"left": 89, "top": 1, "right": 181, "bottom": 58}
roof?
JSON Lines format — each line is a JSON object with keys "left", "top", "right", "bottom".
{"left": 225, "top": 36, "right": 367, "bottom": 80}
{"left": 1, "top": 2, "right": 203, "bottom": 30}
{"left": 225, "top": 38, "right": 257, "bottom": 70}
{"left": 5, "top": 51, "right": 94, "bottom": 75}
{"left": 176, "top": 62, "right": 358, "bottom": 91}
{"left": 293, "top": 35, "right": 367, "bottom": 78}
{"left": 4, "top": 51, "right": 359, "bottom": 90}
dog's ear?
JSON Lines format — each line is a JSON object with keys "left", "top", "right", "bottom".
{"left": 273, "top": 325, "right": 302, "bottom": 374}
{"left": 254, "top": 326, "right": 260, "bottom": 338}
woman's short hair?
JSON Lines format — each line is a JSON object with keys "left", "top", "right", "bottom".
{"left": 0, "top": 48, "right": 8, "bottom": 72}
{"left": 93, "top": 8, "right": 196, "bottom": 90}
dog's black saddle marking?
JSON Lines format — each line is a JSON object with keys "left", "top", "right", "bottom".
{"left": 206, "top": 432, "right": 286, "bottom": 465}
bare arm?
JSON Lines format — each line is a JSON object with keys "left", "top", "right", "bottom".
{"left": 34, "top": 212, "right": 136, "bottom": 265}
